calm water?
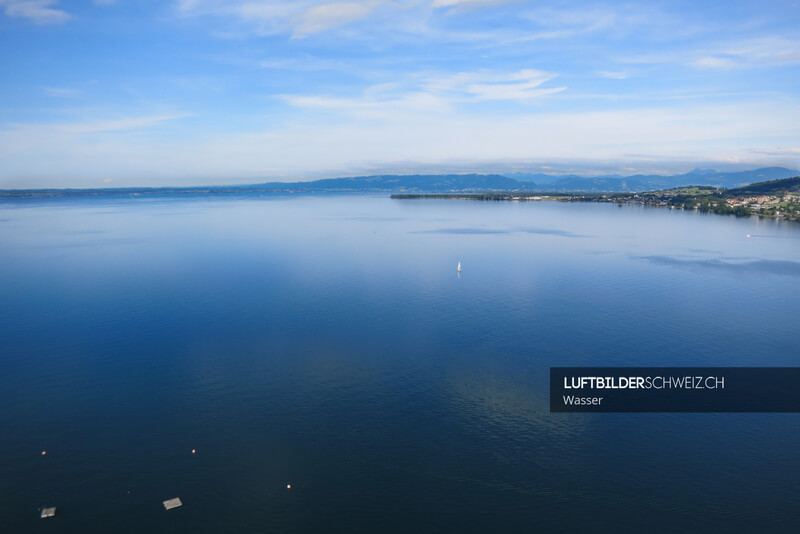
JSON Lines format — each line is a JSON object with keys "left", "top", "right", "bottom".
{"left": 1, "top": 194, "right": 799, "bottom": 533}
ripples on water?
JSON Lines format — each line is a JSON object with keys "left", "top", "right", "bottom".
{"left": 0, "top": 195, "right": 799, "bottom": 533}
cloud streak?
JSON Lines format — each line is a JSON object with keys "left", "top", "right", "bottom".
{"left": 624, "top": 37, "right": 800, "bottom": 70}
{"left": 280, "top": 69, "right": 566, "bottom": 118}
{"left": 292, "top": 1, "right": 380, "bottom": 37}
{"left": 8, "top": 115, "right": 184, "bottom": 135}
{"left": 42, "top": 87, "right": 81, "bottom": 98}
{"left": 177, "top": 0, "right": 392, "bottom": 37}
{"left": 0, "top": 0, "right": 69, "bottom": 24}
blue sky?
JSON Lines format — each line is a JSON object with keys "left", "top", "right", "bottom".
{"left": 1, "top": 0, "right": 799, "bottom": 187}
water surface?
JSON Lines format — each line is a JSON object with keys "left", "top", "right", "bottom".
{"left": 1, "top": 195, "right": 799, "bottom": 533}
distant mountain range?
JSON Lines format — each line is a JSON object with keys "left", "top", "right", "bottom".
{"left": 2, "top": 168, "right": 798, "bottom": 197}
{"left": 1, "top": 174, "right": 521, "bottom": 197}
{"left": 261, "top": 173, "right": 521, "bottom": 192}
{"left": 254, "top": 167, "right": 799, "bottom": 193}
{"left": 503, "top": 167, "right": 799, "bottom": 192}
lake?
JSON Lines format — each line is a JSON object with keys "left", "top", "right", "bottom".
{"left": 1, "top": 194, "right": 799, "bottom": 533}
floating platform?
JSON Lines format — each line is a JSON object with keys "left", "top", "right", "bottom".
{"left": 41, "top": 507, "right": 56, "bottom": 519}
{"left": 163, "top": 498, "right": 182, "bottom": 510}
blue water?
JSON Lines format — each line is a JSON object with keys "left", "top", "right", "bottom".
{"left": 1, "top": 194, "right": 799, "bottom": 533}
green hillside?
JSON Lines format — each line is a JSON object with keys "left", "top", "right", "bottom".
{"left": 727, "top": 176, "right": 800, "bottom": 196}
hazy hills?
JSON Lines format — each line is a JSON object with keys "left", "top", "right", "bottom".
{"left": 255, "top": 167, "right": 799, "bottom": 193}
{"left": 504, "top": 167, "right": 798, "bottom": 192}
{"left": 727, "top": 175, "right": 800, "bottom": 196}
{"left": 0, "top": 174, "right": 521, "bottom": 197}
{"left": 2, "top": 168, "right": 798, "bottom": 197}
{"left": 245, "top": 167, "right": 800, "bottom": 193}
{"left": 259, "top": 174, "right": 520, "bottom": 192}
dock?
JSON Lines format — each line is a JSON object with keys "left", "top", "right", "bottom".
{"left": 163, "top": 498, "right": 182, "bottom": 510}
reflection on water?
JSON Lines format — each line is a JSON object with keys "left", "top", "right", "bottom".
{"left": 639, "top": 255, "right": 800, "bottom": 277}
{"left": 414, "top": 226, "right": 590, "bottom": 237}
{"left": 0, "top": 194, "right": 799, "bottom": 533}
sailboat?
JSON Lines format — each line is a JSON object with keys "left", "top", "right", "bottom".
{"left": 457, "top": 261, "right": 462, "bottom": 273}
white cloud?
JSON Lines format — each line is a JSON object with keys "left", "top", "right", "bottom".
{"left": 257, "top": 55, "right": 355, "bottom": 72}
{"left": 597, "top": 70, "right": 628, "bottom": 79}
{"left": 0, "top": 0, "right": 69, "bottom": 24}
{"left": 0, "top": 115, "right": 185, "bottom": 187}
{"left": 432, "top": 0, "right": 517, "bottom": 7}
{"left": 282, "top": 91, "right": 452, "bottom": 117}
{"left": 625, "top": 37, "right": 800, "bottom": 70}
{"left": 751, "top": 147, "right": 800, "bottom": 157}
{"left": 721, "top": 37, "right": 800, "bottom": 64}
{"left": 520, "top": 5, "right": 618, "bottom": 30}
{"left": 281, "top": 69, "right": 566, "bottom": 117}
{"left": 56, "top": 115, "right": 184, "bottom": 134}
{"left": 2, "top": 115, "right": 182, "bottom": 137}
{"left": 292, "top": 2, "right": 379, "bottom": 37}
{"left": 691, "top": 56, "right": 738, "bottom": 69}
{"left": 176, "top": 1, "right": 663, "bottom": 46}
{"left": 424, "top": 69, "right": 564, "bottom": 101}
{"left": 177, "top": 0, "right": 297, "bottom": 35}
{"left": 514, "top": 4, "right": 675, "bottom": 43}
{"left": 43, "top": 87, "right": 81, "bottom": 98}
{"left": 177, "top": 0, "right": 390, "bottom": 37}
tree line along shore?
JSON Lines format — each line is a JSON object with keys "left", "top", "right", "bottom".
{"left": 391, "top": 176, "right": 800, "bottom": 222}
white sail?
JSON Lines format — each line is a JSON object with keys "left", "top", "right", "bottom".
{"left": 457, "top": 261, "right": 462, "bottom": 272}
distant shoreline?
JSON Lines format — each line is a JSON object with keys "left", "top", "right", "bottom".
{"left": 391, "top": 189, "right": 800, "bottom": 223}
{"left": 3, "top": 176, "right": 798, "bottom": 222}
{"left": 1, "top": 168, "right": 798, "bottom": 196}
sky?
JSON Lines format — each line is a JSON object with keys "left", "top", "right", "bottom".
{"left": 1, "top": 0, "right": 799, "bottom": 188}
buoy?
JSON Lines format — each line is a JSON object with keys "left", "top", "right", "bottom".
{"left": 41, "top": 450, "right": 46, "bottom": 456}
{"left": 286, "top": 484, "right": 292, "bottom": 490}
{"left": 191, "top": 449, "right": 196, "bottom": 454}
{"left": 746, "top": 234, "right": 751, "bottom": 238}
